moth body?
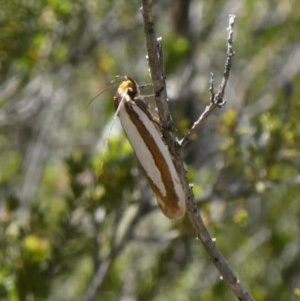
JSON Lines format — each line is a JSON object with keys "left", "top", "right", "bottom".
{"left": 113, "top": 77, "right": 186, "bottom": 219}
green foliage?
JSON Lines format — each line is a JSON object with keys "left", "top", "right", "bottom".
{"left": 1, "top": 0, "right": 300, "bottom": 300}
{"left": 164, "top": 35, "right": 191, "bottom": 73}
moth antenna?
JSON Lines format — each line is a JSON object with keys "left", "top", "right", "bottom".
{"left": 85, "top": 83, "right": 117, "bottom": 109}
{"left": 84, "top": 76, "right": 127, "bottom": 109}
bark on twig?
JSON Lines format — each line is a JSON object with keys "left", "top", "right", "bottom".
{"left": 141, "top": 1, "right": 255, "bottom": 300}
{"left": 141, "top": 1, "right": 178, "bottom": 156}
{"left": 180, "top": 14, "right": 235, "bottom": 147}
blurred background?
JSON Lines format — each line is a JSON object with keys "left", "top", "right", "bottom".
{"left": 1, "top": 0, "right": 300, "bottom": 300}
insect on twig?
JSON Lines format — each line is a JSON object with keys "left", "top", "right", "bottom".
{"left": 90, "top": 76, "right": 186, "bottom": 219}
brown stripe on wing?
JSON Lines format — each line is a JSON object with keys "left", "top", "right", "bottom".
{"left": 124, "top": 101, "right": 183, "bottom": 219}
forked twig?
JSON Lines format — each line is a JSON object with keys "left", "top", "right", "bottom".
{"left": 180, "top": 14, "right": 236, "bottom": 147}
{"left": 141, "top": 2, "right": 255, "bottom": 300}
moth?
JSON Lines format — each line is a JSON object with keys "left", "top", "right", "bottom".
{"left": 113, "top": 76, "right": 186, "bottom": 219}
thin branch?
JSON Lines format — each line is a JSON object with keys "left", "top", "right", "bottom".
{"left": 215, "top": 14, "right": 236, "bottom": 103}
{"left": 179, "top": 97, "right": 219, "bottom": 147}
{"left": 141, "top": 0, "right": 178, "bottom": 155}
{"left": 141, "top": 3, "right": 255, "bottom": 301}
{"left": 180, "top": 14, "right": 236, "bottom": 147}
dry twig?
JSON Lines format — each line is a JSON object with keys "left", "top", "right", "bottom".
{"left": 141, "top": 1, "right": 255, "bottom": 300}
{"left": 180, "top": 14, "right": 235, "bottom": 147}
